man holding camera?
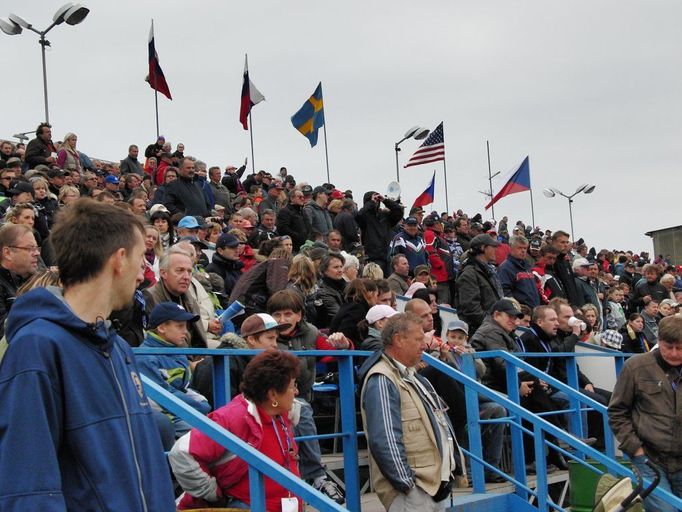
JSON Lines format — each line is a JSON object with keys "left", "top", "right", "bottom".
{"left": 356, "top": 190, "right": 404, "bottom": 276}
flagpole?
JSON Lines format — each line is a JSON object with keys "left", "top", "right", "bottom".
{"left": 442, "top": 160, "right": 449, "bottom": 214}
{"left": 154, "top": 89, "right": 159, "bottom": 139}
{"left": 248, "top": 110, "right": 255, "bottom": 174}
{"left": 486, "top": 140, "right": 496, "bottom": 221}
{"left": 529, "top": 187, "right": 536, "bottom": 228}
{"left": 322, "top": 124, "right": 330, "bottom": 183}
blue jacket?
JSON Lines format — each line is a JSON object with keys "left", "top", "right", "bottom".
{"left": 137, "top": 331, "right": 211, "bottom": 414}
{"left": 498, "top": 255, "right": 540, "bottom": 307}
{"left": 0, "top": 287, "right": 176, "bottom": 511}
{"left": 388, "top": 230, "right": 428, "bottom": 272}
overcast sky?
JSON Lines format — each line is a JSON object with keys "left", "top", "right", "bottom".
{"left": 2, "top": 1, "right": 680, "bottom": 253}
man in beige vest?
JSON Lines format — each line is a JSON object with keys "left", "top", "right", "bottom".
{"left": 359, "top": 312, "right": 457, "bottom": 511}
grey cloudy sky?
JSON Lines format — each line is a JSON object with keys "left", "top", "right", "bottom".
{"left": 2, "top": 0, "right": 680, "bottom": 253}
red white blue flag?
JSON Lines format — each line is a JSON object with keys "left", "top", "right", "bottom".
{"left": 412, "top": 171, "right": 436, "bottom": 209}
{"left": 239, "top": 55, "right": 265, "bottom": 130}
{"left": 404, "top": 122, "right": 445, "bottom": 168}
{"left": 485, "top": 156, "right": 531, "bottom": 210}
{"left": 147, "top": 21, "right": 172, "bottom": 100}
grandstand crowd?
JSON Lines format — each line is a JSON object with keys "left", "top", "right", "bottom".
{"left": 1, "top": 123, "right": 682, "bottom": 510}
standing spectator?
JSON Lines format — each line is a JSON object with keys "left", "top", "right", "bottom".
{"left": 145, "top": 135, "right": 166, "bottom": 160}
{"left": 221, "top": 161, "right": 247, "bottom": 195}
{"left": 333, "top": 198, "right": 360, "bottom": 251}
{"left": 386, "top": 254, "right": 411, "bottom": 296}
{"left": 276, "top": 189, "right": 311, "bottom": 252}
{"left": 454, "top": 217, "right": 471, "bottom": 251}
{"left": 0, "top": 224, "right": 39, "bottom": 337}
{"left": 550, "top": 230, "right": 581, "bottom": 306}
{"left": 163, "top": 158, "right": 210, "bottom": 216}
{"left": 25, "top": 123, "right": 57, "bottom": 168}
{"left": 423, "top": 217, "right": 454, "bottom": 305}
{"left": 207, "top": 165, "right": 231, "bottom": 209}
{"left": 172, "top": 142, "right": 185, "bottom": 162}
{"left": 389, "top": 217, "right": 428, "bottom": 273}
{"left": 572, "top": 257, "right": 596, "bottom": 308}
{"left": 608, "top": 316, "right": 682, "bottom": 512}
{"left": 606, "top": 286, "right": 628, "bottom": 330}
{"left": 259, "top": 182, "right": 284, "bottom": 215}
{"left": 630, "top": 264, "right": 668, "bottom": 312}
{"left": 119, "top": 144, "right": 144, "bottom": 176}
{"left": 455, "top": 234, "right": 503, "bottom": 334}
{"left": 359, "top": 312, "right": 457, "bottom": 511}
{"left": 55, "top": 132, "right": 81, "bottom": 173}
{"left": 355, "top": 190, "right": 404, "bottom": 276}
{"left": 498, "top": 235, "right": 540, "bottom": 308}
{"left": 0, "top": 200, "right": 176, "bottom": 510}
{"left": 304, "top": 186, "right": 333, "bottom": 236}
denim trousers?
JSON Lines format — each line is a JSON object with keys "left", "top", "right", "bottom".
{"left": 293, "top": 398, "right": 325, "bottom": 480}
{"left": 631, "top": 455, "right": 682, "bottom": 512}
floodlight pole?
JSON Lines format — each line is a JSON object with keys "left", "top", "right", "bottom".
{"left": 23, "top": 21, "right": 59, "bottom": 123}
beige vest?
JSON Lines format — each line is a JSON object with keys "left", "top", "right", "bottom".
{"left": 361, "top": 356, "right": 443, "bottom": 509}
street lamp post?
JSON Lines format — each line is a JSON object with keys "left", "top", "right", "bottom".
{"left": 0, "top": 3, "right": 90, "bottom": 123}
{"left": 394, "top": 125, "right": 429, "bottom": 182}
{"left": 542, "top": 184, "right": 596, "bottom": 240}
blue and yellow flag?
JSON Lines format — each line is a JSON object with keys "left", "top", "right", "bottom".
{"left": 291, "top": 82, "right": 325, "bottom": 147}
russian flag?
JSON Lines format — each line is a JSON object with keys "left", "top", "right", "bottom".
{"left": 412, "top": 171, "right": 436, "bottom": 209}
{"left": 147, "top": 21, "right": 172, "bottom": 100}
{"left": 239, "top": 55, "right": 265, "bottom": 130}
{"left": 485, "top": 156, "right": 531, "bottom": 210}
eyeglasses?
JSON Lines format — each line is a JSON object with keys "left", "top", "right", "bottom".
{"left": 9, "top": 245, "right": 40, "bottom": 254}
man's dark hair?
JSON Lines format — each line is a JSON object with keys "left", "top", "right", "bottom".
{"left": 454, "top": 217, "right": 467, "bottom": 230}
{"left": 35, "top": 122, "right": 51, "bottom": 138}
{"left": 540, "top": 245, "right": 559, "bottom": 257}
{"left": 267, "top": 289, "right": 305, "bottom": 315}
{"left": 658, "top": 316, "right": 682, "bottom": 345}
{"left": 51, "top": 199, "right": 145, "bottom": 288}
{"left": 551, "top": 230, "right": 570, "bottom": 241}
{"left": 376, "top": 279, "right": 391, "bottom": 295}
{"left": 128, "top": 144, "right": 138, "bottom": 152}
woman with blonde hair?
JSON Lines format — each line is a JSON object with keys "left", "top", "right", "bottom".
{"left": 361, "top": 261, "right": 384, "bottom": 280}
{"left": 56, "top": 133, "right": 81, "bottom": 172}
{"left": 58, "top": 185, "right": 80, "bottom": 208}
{"left": 5, "top": 204, "right": 35, "bottom": 229}
{"left": 286, "top": 254, "right": 322, "bottom": 324}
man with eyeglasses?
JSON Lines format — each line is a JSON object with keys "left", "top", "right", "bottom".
{"left": 0, "top": 224, "right": 39, "bottom": 337}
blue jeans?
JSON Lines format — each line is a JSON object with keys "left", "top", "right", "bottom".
{"left": 479, "top": 401, "right": 505, "bottom": 470}
{"left": 631, "top": 455, "right": 682, "bottom": 512}
{"left": 293, "top": 399, "right": 325, "bottom": 481}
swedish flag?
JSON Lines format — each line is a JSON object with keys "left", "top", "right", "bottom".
{"left": 291, "top": 82, "right": 325, "bottom": 147}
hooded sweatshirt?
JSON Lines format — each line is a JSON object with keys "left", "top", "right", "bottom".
{"left": 0, "top": 286, "right": 175, "bottom": 511}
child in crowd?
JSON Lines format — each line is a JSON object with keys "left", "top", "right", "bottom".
{"left": 137, "top": 302, "right": 211, "bottom": 438}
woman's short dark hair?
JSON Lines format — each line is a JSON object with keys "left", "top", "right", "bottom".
{"left": 627, "top": 313, "right": 643, "bottom": 323}
{"left": 51, "top": 199, "right": 145, "bottom": 288}
{"left": 345, "top": 278, "right": 378, "bottom": 302}
{"left": 319, "top": 253, "right": 345, "bottom": 274}
{"left": 240, "top": 350, "right": 300, "bottom": 404}
{"left": 267, "top": 289, "right": 305, "bottom": 316}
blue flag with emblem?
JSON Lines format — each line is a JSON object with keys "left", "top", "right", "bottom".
{"left": 291, "top": 82, "right": 325, "bottom": 147}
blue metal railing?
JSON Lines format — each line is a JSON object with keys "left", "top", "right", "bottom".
{"left": 134, "top": 346, "right": 682, "bottom": 512}
{"left": 423, "top": 350, "right": 682, "bottom": 511}
{"left": 134, "top": 347, "right": 372, "bottom": 512}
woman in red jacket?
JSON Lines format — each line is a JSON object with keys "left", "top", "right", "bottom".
{"left": 170, "top": 350, "right": 303, "bottom": 511}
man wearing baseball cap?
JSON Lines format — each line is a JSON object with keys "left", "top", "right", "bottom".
{"left": 206, "top": 233, "right": 243, "bottom": 296}
{"left": 136, "top": 302, "right": 210, "bottom": 437}
{"left": 455, "top": 234, "right": 503, "bottom": 335}
{"left": 191, "top": 313, "right": 291, "bottom": 407}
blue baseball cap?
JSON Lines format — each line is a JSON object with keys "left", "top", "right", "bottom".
{"left": 447, "top": 319, "right": 469, "bottom": 335}
{"left": 104, "top": 175, "right": 119, "bottom": 185}
{"left": 216, "top": 233, "right": 240, "bottom": 249}
{"left": 178, "top": 216, "right": 200, "bottom": 229}
{"left": 148, "top": 302, "right": 200, "bottom": 329}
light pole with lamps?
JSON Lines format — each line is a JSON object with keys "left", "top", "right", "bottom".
{"left": 0, "top": 3, "right": 90, "bottom": 124}
{"left": 394, "top": 125, "right": 429, "bottom": 182}
{"left": 542, "top": 184, "right": 596, "bottom": 240}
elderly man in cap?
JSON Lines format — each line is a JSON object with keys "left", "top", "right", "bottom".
{"left": 103, "top": 175, "right": 123, "bottom": 200}
{"left": 304, "top": 186, "right": 333, "bottom": 236}
{"left": 573, "top": 257, "right": 596, "bottom": 309}
{"left": 259, "top": 181, "right": 284, "bottom": 215}
{"left": 455, "top": 233, "right": 503, "bottom": 334}
{"left": 136, "top": 302, "right": 210, "bottom": 437}
{"left": 206, "top": 233, "right": 243, "bottom": 296}
{"left": 47, "top": 168, "right": 67, "bottom": 197}
{"left": 389, "top": 217, "right": 428, "bottom": 274}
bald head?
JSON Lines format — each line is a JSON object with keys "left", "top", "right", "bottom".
{"left": 404, "top": 298, "right": 433, "bottom": 332}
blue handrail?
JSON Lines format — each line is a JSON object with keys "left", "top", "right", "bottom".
{"left": 134, "top": 348, "right": 372, "bottom": 512}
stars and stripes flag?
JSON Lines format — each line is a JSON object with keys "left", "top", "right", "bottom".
{"left": 404, "top": 122, "right": 445, "bottom": 168}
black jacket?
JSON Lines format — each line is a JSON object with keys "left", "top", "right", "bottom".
{"left": 205, "top": 253, "right": 244, "bottom": 296}
{"left": 162, "top": 175, "right": 210, "bottom": 216}
{"left": 355, "top": 196, "right": 403, "bottom": 261}
{"left": 316, "top": 275, "right": 346, "bottom": 329}
{"left": 455, "top": 257, "right": 503, "bottom": 334}
{"left": 630, "top": 279, "right": 668, "bottom": 312}
{"left": 144, "top": 142, "right": 164, "bottom": 159}
{"left": 333, "top": 209, "right": 360, "bottom": 251}
{"left": 470, "top": 317, "right": 518, "bottom": 393}
{"left": 329, "top": 299, "right": 370, "bottom": 344}
{"left": 551, "top": 253, "right": 581, "bottom": 306}
{"left": 221, "top": 165, "right": 247, "bottom": 194}
{"left": 0, "top": 267, "right": 27, "bottom": 338}
{"left": 276, "top": 203, "right": 311, "bottom": 252}
{"left": 25, "top": 137, "right": 56, "bottom": 168}
{"left": 119, "top": 156, "right": 144, "bottom": 176}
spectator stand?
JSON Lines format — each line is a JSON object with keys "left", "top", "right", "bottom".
{"left": 135, "top": 347, "right": 682, "bottom": 512}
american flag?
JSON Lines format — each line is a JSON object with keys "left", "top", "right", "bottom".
{"left": 404, "top": 122, "right": 445, "bottom": 168}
